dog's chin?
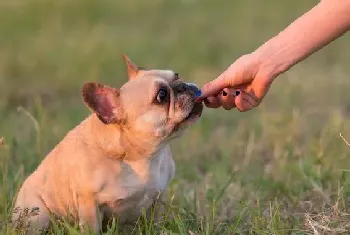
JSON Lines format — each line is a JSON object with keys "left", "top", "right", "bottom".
{"left": 183, "top": 102, "right": 203, "bottom": 124}
{"left": 173, "top": 102, "right": 203, "bottom": 132}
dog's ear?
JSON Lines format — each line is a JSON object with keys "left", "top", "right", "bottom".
{"left": 82, "top": 82, "right": 123, "bottom": 124}
{"left": 122, "top": 54, "right": 145, "bottom": 80}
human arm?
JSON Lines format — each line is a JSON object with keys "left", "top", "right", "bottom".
{"left": 256, "top": 0, "right": 350, "bottom": 81}
{"left": 199, "top": 0, "right": 350, "bottom": 111}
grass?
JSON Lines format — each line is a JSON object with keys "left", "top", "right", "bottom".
{"left": 1, "top": 0, "right": 350, "bottom": 234}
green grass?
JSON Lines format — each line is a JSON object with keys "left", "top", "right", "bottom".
{"left": 1, "top": 0, "right": 350, "bottom": 234}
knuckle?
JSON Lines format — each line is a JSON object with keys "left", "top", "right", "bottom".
{"left": 222, "top": 104, "right": 233, "bottom": 110}
{"left": 235, "top": 98, "right": 250, "bottom": 112}
{"left": 235, "top": 103, "right": 245, "bottom": 112}
{"left": 204, "top": 98, "right": 221, "bottom": 108}
{"left": 252, "top": 99, "right": 261, "bottom": 108}
{"left": 205, "top": 103, "right": 216, "bottom": 108}
{"left": 221, "top": 98, "right": 234, "bottom": 108}
{"left": 222, "top": 74, "right": 233, "bottom": 87}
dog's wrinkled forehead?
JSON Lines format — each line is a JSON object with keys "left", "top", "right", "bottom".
{"left": 120, "top": 55, "right": 201, "bottom": 100}
{"left": 121, "top": 54, "right": 183, "bottom": 87}
{"left": 120, "top": 69, "right": 179, "bottom": 97}
{"left": 141, "top": 69, "right": 179, "bottom": 84}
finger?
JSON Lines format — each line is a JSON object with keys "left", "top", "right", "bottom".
{"left": 219, "top": 88, "right": 236, "bottom": 110}
{"left": 242, "top": 90, "right": 259, "bottom": 106}
{"left": 199, "top": 79, "right": 227, "bottom": 101}
{"left": 204, "top": 96, "right": 221, "bottom": 108}
{"left": 234, "top": 92, "right": 255, "bottom": 112}
{"left": 198, "top": 68, "right": 234, "bottom": 100}
{"left": 250, "top": 75, "right": 274, "bottom": 100}
{"left": 199, "top": 69, "right": 250, "bottom": 101}
{"left": 232, "top": 76, "right": 273, "bottom": 111}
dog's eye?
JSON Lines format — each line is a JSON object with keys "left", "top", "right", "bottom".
{"left": 156, "top": 88, "right": 169, "bottom": 103}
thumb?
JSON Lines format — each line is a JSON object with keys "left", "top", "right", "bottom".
{"left": 198, "top": 70, "right": 231, "bottom": 100}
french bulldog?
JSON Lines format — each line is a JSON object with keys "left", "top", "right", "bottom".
{"left": 12, "top": 55, "right": 203, "bottom": 234}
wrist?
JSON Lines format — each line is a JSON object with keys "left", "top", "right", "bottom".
{"left": 250, "top": 39, "right": 286, "bottom": 82}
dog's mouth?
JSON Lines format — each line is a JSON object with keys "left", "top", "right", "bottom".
{"left": 184, "top": 83, "right": 203, "bottom": 123}
{"left": 179, "top": 83, "right": 203, "bottom": 125}
{"left": 170, "top": 82, "right": 203, "bottom": 133}
{"left": 173, "top": 102, "right": 203, "bottom": 133}
{"left": 183, "top": 102, "right": 203, "bottom": 123}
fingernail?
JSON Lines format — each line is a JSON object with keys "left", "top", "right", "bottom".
{"left": 222, "top": 91, "right": 227, "bottom": 96}
{"left": 235, "top": 90, "right": 240, "bottom": 96}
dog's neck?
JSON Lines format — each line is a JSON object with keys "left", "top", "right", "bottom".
{"left": 78, "top": 114, "right": 166, "bottom": 161}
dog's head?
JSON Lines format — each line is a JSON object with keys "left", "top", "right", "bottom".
{"left": 82, "top": 55, "right": 203, "bottom": 145}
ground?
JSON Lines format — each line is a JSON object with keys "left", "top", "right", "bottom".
{"left": 1, "top": 0, "right": 350, "bottom": 234}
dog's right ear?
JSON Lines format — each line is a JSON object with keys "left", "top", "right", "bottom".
{"left": 82, "top": 82, "right": 123, "bottom": 125}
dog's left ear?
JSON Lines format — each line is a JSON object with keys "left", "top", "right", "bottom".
{"left": 122, "top": 54, "right": 146, "bottom": 80}
{"left": 82, "top": 82, "right": 123, "bottom": 124}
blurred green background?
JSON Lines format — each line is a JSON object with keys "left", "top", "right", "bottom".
{"left": 1, "top": 0, "right": 350, "bottom": 234}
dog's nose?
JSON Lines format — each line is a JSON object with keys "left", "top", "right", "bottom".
{"left": 185, "top": 83, "right": 202, "bottom": 97}
{"left": 173, "top": 83, "right": 202, "bottom": 97}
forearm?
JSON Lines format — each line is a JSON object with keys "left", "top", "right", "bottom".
{"left": 254, "top": 0, "right": 350, "bottom": 79}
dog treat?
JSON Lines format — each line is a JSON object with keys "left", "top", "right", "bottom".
{"left": 195, "top": 89, "right": 202, "bottom": 97}
{"left": 186, "top": 83, "right": 202, "bottom": 97}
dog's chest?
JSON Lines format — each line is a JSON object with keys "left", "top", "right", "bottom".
{"left": 95, "top": 146, "right": 175, "bottom": 221}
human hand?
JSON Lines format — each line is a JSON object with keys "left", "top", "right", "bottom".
{"left": 197, "top": 53, "right": 275, "bottom": 112}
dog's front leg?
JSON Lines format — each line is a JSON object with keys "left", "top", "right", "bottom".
{"left": 78, "top": 196, "right": 100, "bottom": 233}
{"left": 146, "top": 192, "right": 165, "bottom": 223}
